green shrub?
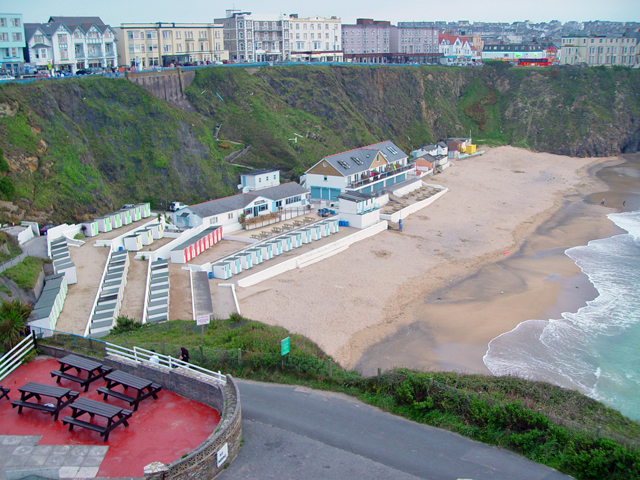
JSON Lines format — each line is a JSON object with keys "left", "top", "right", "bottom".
{"left": 0, "top": 299, "right": 32, "bottom": 349}
{"left": 0, "top": 147, "right": 9, "bottom": 173}
{"left": 111, "top": 315, "right": 143, "bottom": 334}
{"left": 0, "top": 177, "right": 15, "bottom": 201}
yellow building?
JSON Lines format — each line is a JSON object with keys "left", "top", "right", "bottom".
{"left": 115, "top": 22, "right": 228, "bottom": 68}
{"left": 560, "top": 35, "right": 637, "bottom": 67}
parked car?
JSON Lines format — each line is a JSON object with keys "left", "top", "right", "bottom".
{"left": 0, "top": 73, "right": 15, "bottom": 82}
{"left": 120, "top": 204, "right": 135, "bottom": 210}
{"left": 39, "top": 224, "right": 55, "bottom": 236}
{"left": 75, "top": 68, "right": 92, "bottom": 75}
{"left": 169, "top": 201, "right": 188, "bottom": 211}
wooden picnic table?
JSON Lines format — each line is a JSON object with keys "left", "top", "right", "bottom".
{"left": 271, "top": 227, "right": 282, "bottom": 233}
{"left": 97, "top": 370, "right": 162, "bottom": 412}
{"left": 11, "top": 382, "right": 79, "bottom": 421}
{"left": 51, "top": 354, "right": 112, "bottom": 392}
{"left": 62, "top": 397, "right": 132, "bottom": 442}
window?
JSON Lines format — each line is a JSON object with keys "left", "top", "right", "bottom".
{"left": 10, "top": 17, "right": 20, "bottom": 27}
{"left": 0, "top": 18, "right": 5, "bottom": 27}
{"left": 162, "top": 31, "right": 171, "bottom": 39}
{"left": 176, "top": 31, "right": 182, "bottom": 39}
{"left": 127, "top": 31, "right": 134, "bottom": 40}
{"left": 177, "top": 43, "right": 182, "bottom": 53}
{"left": 163, "top": 45, "right": 171, "bottom": 53}
{"left": 276, "top": 200, "right": 282, "bottom": 208}
{"left": 210, "top": 217, "right": 218, "bottom": 224}
{"left": 13, "top": 32, "right": 23, "bottom": 42}
{"left": 228, "top": 213, "right": 233, "bottom": 219}
{"left": 323, "top": 176, "right": 328, "bottom": 181}
{"left": 146, "top": 31, "right": 157, "bottom": 40}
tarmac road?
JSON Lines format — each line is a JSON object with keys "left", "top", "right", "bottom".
{"left": 217, "top": 380, "right": 572, "bottom": 480}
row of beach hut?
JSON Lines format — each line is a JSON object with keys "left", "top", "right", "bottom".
{"left": 212, "top": 219, "right": 339, "bottom": 280}
{"left": 29, "top": 274, "right": 68, "bottom": 336}
{"left": 87, "top": 250, "right": 130, "bottom": 337}
{"left": 170, "top": 226, "right": 223, "bottom": 264}
{"left": 81, "top": 203, "right": 152, "bottom": 237}
{"left": 50, "top": 237, "right": 77, "bottom": 285}
{"left": 145, "top": 259, "right": 170, "bottom": 323}
{"left": 123, "top": 222, "right": 164, "bottom": 252}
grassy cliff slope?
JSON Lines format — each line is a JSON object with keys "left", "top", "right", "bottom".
{"left": 0, "top": 65, "right": 638, "bottom": 223}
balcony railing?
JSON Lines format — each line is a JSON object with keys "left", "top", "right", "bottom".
{"left": 357, "top": 203, "right": 381, "bottom": 215}
{"left": 347, "top": 162, "right": 416, "bottom": 190}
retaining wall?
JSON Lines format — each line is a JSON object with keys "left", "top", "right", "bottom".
{"left": 380, "top": 186, "right": 449, "bottom": 223}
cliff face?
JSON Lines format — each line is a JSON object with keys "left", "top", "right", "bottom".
{"left": 0, "top": 64, "right": 638, "bottom": 223}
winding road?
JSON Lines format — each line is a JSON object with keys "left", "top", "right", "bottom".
{"left": 217, "top": 380, "right": 571, "bottom": 480}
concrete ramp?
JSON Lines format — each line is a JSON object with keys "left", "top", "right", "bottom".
{"left": 191, "top": 271, "right": 213, "bottom": 319}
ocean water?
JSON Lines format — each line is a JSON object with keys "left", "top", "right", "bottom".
{"left": 484, "top": 211, "right": 640, "bottom": 420}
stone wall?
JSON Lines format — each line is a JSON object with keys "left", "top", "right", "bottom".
{"left": 35, "top": 345, "right": 242, "bottom": 479}
{"left": 125, "top": 68, "right": 197, "bottom": 112}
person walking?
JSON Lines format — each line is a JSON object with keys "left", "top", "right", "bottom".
{"left": 179, "top": 347, "right": 189, "bottom": 363}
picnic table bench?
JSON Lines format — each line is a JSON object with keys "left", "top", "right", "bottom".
{"left": 0, "top": 386, "right": 9, "bottom": 401}
{"left": 11, "top": 382, "right": 79, "bottom": 421}
{"left": 97, "top": 370, "right": 162, "bottom": 412}
{"left": 283, "top": 223, "right": 293, "bottom": 229}
{"left": 303, "top": 217, "right": 313, "bottom": 223}
{"left": 51, "top": 354, "right": 113, "bottom": 392}
{"left": 292, "top": 220, "right": 303, "bottom": 226}
{"left": 250, "top": 234, "right": 262, "bottom": 239}
{"left": 62, "top": 397, "right": 132, "bottom": 442}
{"left": 271, "top": 227, "right": 282, "bottom": 233}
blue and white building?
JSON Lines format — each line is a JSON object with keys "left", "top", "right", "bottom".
{"left": 301, "top": 140, "right": 414, "bottom": 201}
{"left": 239, "top": 168, "right": 280, "bottom": 193}
{"left": 0, "top": 13, "right": 25, "bottom": 76}
{"left": 171, "top": 182, "right": 309, "bottom": 233}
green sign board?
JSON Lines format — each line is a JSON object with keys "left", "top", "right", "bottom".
{"left": 281, "top": 337, "right": 290, "bottom": 356}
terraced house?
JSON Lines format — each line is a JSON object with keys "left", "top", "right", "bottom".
{"left": 301, "top": 141, "right": 414, "bottom": 201}
{"left": 25, "top": 16, "right": 117, "bottom": 74}
{"left": 0, "top": 13, "right": 25, "bottom": 76}
{"left": 560, "top": 34, "right": 638, "bottom": 66}
{"left": 114, "top": 22, "right": 228, "bottom": 68}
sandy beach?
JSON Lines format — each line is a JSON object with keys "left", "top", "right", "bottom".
{"left": 236, "top": 146, "right": 628, "bottom": 373}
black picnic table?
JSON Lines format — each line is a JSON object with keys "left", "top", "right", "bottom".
{"left": 0, "top": 385, "right": 9, "bottom": 401}
{"left": 97, "top": 370, "right": 162, "bottom": 412}
{"left": 50, "top": 354, "right": 112, "bottom": 392}
{"left": 62, "top": 397, "right": 132, "bottom": 442}
{"left": 11, "top": 382, "right": 79, "bottom": 421}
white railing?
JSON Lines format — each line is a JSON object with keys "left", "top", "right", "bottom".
{"left": 104, "top": 343, "right": 227, "bottom": 385}
{"left": 0, "top": 333, "right": 35, "bottom": 381}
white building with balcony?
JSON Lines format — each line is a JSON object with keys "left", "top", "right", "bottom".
{"left": 302, "top": 141, "right": 414, "bottom": 201}
{"left": 215, "top": 10, "right": 292, "bottom": 62}
{"left": 289, "top": 14, "right": 342, "bottom": 62}
{"left": 24, "top": 16, "right": 117, "bottom": 74}
{"left": 0, "top": 13, "right": 25, "bottom": 75}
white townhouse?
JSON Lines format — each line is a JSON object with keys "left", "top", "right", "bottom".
{"left": 215, "top": 10, "right": 292, "bottom": 62}
{"left": 171, "top": 183, "right": 310, "bottom": 233}
{"left": 438, "top": 33, "right": 476, "bottom": 64}
{"left": 289, "top": 14, "right": 343, "bottom": 62}
{"left": 301, "top": 141, "right": 414, "bottom": 201}
{"left": 239, "top": 168, "right": 280, "bottom": 193}
{"left": 25, "top": 16, "right": 117, "bottom": 74}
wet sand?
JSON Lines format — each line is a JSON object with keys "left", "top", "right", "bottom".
{"left": 355, "top": 154, "right": 640, "bottom": 375}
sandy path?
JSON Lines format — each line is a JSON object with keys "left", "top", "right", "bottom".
{"left": 235, "top": 146, "right": 615, "bottom": 369}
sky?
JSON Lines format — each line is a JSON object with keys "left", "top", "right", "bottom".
{"left": 4, "top": 0, "right": 640, "bottom": 26}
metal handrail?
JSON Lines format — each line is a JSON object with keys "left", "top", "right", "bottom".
{"left": 105, "top": 343, "right": 226, "bottom": 385}
{"left": 347, "top": 163, "right": 416, "bottom": 189}
{"left": 0, "top": 333, "right": 35, "bottom": 381}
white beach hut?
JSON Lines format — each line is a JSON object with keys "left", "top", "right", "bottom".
{"left": 124, "top": 234, "right": 143, "bottom": 251}
{"left": 213, "top": 261, "right": 232, "bottom": 280}
{"left": 246, "top": 248, "right": 262, "bottom": 265}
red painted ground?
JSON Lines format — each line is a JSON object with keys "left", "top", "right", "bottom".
{"left": 0, "top": 356, "right": 221, "bottom": 477}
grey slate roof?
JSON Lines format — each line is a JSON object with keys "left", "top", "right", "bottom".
{"left": 243, "top": 168, "right": 279, "bottom": 177}
{"left": 48, "top": 16, "right": 106, "bottom": 25}
{"left": 310, "top": 140, "right": 407, "bottom": 178}
{"left": 189, "top": 182, "right": 308, "bottom": 219}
